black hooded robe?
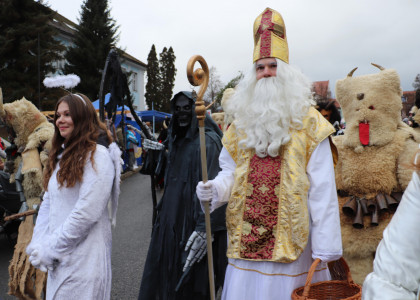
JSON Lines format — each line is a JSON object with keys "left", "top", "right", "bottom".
{"left": 139, "top": 92, "right": 227, "bottom": 300}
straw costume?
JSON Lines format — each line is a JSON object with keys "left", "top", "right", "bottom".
{"left": 0, "top": 89, "right": 53, "bottom": 300}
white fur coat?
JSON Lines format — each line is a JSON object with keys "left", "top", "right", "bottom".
{"left": 362, "top": 168, "right": 420, "bottom": 299}
{"left": 28, "top": 143, "right": 122, "bottom": 300}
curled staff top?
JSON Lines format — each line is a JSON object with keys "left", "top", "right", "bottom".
{"left": 187, "top": 55, "right": 209, "bottom": 126}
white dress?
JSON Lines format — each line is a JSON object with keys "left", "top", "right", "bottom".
{"left": 362, "top": 170, "right": 420, "bottom": 300}
{"left": 212, "top": 139, "right": 343, "bottom": 300}
{"left": 29, "top": 143, "right": 121, "bottom": 300}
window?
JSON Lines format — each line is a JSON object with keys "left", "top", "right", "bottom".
{"left": 132, "top": 72, "right": 138, "bottom": 92}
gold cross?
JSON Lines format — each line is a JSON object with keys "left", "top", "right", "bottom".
{"left": 258, "top": 184, "right": 270, "bottom": 194}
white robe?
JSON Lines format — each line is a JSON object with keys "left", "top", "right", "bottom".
{"left": 212, "top": 138, "right": 342, "bottom": 300}
{"left": 362, "top": 170, "right": 420, "bottom": 300}
{"left": 29, "top": 143, "right": 121, "bottom": 300}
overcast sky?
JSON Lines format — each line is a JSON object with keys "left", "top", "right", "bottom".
{"left": 48, "top": 0, "right": 420, "bottom": 99}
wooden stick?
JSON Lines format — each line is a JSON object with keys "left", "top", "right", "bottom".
{"left": 4, "top": 209, "right": 36, "bottom": 222}
{"left": 187, "top": 55, "right": 215, "bottom": 300}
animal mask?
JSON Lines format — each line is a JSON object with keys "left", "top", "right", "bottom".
{"left": 335, "top": 64, "right": 402, "bottom": 149}
{"left": 0, "top": 89, "right": 50, "bottom": 148}
{"left": 211, "top": 112, "right": 225, "bottom": 130}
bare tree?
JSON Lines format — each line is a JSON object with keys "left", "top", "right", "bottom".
{"left": 204, "top": 66, "right": 223, "bottom": 106}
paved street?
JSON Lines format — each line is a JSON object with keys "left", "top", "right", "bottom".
{"left": 0, "top": 171, "right": 159, "bottom": 300}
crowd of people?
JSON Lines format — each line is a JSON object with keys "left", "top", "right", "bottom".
{"left": 1, "top": 6, "right": 419, "bottom": 300}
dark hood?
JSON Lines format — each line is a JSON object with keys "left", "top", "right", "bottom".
{"left": 168, "top": 91, "right": 222, "bottom": 142}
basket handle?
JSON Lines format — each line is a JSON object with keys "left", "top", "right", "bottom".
{"left": 337, "top": 256, "right": 355, "bottom": 284}
{"left": 302, "top": 257, "right": 355, "bottom": 298}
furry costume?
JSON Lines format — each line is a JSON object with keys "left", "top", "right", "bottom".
{"left": 413, "top": 107, "right": 420, "bottom": 127}
{"left": 333, "top": 66, "right": 420, "bottom": 284}
{"left": 211, "top": 112, "right": 225, "bottom": 131}
{"left": 409, "top": 98, "right": 420, "bottom": 139}
{"left": 220, "top": 88, "right": 235, "bottom": 132}
{"left": 0, "top": 89, "right": 54, "bottom": 299}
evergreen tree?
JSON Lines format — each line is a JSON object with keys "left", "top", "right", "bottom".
{"left": 413, "top": 74, "right": 420, "bottom": 91}
{"left": 0, "top": 0, "right": 65, "bottom": 108}
{"left": 214, "top": 72, "right": 243, "bottom": 109}
{"left": 64, "top": 0, "right": 119, "bottom": 101}
{"left": 414, "top": 74, "right": 420, "bottom": 108}
{"left": 145, "top": 44, "right": 161, "bottom": 110}
{"left": 159, "top": 47, "right": 176, "bottom": 113}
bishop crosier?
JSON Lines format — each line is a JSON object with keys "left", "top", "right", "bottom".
{"left": 196, "top": 7, "right": 343, "bottom": 300}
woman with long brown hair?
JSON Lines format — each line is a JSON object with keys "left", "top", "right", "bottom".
{"left": 26, "top": 93, "right": 122, "bottom": 299}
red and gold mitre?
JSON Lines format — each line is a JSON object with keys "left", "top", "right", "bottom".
{"left": 253, "top": 7, "right": 289, "bottom": 64}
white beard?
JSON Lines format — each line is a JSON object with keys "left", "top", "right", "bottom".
{"left": 228, "top": 60, "right": 314, "bottom": 158}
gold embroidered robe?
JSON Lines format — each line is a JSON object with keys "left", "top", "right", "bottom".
{"left": 223, "top": 107, "right": 335, "bottom": 263}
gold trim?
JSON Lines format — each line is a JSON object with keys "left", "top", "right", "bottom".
{"left": 228, "top": 262, "right": 327, "bottom": 277}
{"left": 273, "top": 146, "right": 285, "bottom": 257}
{"left": 224, "top": 109, "right": 335, "bottom": 262}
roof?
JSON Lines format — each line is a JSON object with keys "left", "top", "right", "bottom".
{"left": 403, "top": 90, "right": 416, "bottom": 105}
{"left": 51, "top": 13, "right": 77, "bottom": 37}
{"left": 312, "top": 81, "right": 330, "bottom": 98}
{"left": 49, "top": 10, "right": 147, "bottom": 68}
{"left": 122, "top": 52, "right": 147, "bottom": 68}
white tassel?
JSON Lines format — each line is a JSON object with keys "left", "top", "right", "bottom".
{"left": 43, "top": 74, "right": 80, "bottom": 89}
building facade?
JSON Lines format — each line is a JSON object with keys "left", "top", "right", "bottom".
{"left": 51, "top": 12, "right": 147, "bottom": 110}
{"left": 402, "top": 91, "right": 416, "bottom": 118}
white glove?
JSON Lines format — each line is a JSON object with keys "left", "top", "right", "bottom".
{"left": 143, "top": 139, "right": 164, "bottom": 150}
{"left": 183, "top": 231, "right": 213, "bottom": 272}
{"left": 26, "top": 242, "right": 38, "bottom": 257}
{"left": 26, "top": 244, "right": 41, "bottom": 269}
{"left": 27, "top": 244, "right": 58, "bottom": 272}
{"left": 196, "top": 180, "right": 222, "bottom": 214}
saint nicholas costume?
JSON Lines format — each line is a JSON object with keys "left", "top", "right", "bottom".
{"left": 205, "top": 8, "right": 343, "bottom": 300}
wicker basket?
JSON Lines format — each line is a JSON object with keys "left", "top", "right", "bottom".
{"left": 291, "top": 257, "right": 362, "bottom": 300}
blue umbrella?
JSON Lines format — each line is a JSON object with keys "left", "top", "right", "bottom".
{"left": 137, "top": 110, "right": 171, "bottom": 122}
{"left": 92, "top": 93, "right": 130, "bottom": 111}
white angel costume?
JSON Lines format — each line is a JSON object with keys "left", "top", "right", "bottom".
{"left": 362, "top": 167, "right": 420, "bottom": 299}
{"left": 27, "top": 142, "right": 121, "bottom": 300}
